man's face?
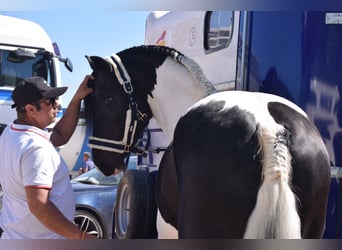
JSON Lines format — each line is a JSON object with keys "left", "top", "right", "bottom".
{"left": 28, "top": 98, "right": 60, "bottom": 129}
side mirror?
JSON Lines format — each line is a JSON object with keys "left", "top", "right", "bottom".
{"left": 56, "top": 56, "right": 73, "bottom": 72}
{"left": 53, "top": 42, "right": 73, "bottom": 72}
{"left": 64, "top": 57, "right": 73, "bottom": 72}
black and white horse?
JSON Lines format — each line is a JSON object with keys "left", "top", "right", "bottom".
{"left": 85, "top": 45, "right": 331, "bottom": 238}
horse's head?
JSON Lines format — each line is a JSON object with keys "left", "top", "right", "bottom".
{"left": 85, "top": 54, "right": 152, "bottom": 175}
{"left": 84, "top": 45, "right": 212, "bottom": 176}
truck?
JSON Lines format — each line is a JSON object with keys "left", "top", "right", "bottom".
{"left": 132, "top": 11, "right": 342, "bottom": 238}
{"left": 0, "top": 15, "right": 88, "bottom": 173}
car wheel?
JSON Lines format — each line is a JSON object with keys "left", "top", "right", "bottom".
{"left": 114, "top": 169, "right": 158, "bottom": 239}
{"left": 74, "top": 210, "right": 104, "bottom": 238}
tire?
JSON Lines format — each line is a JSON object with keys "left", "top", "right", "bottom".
{"left": 74, "top": 210, "right": 104, "bottom": 238}
{"left": 114, "top": 169, "right": 158, "bottom": 239}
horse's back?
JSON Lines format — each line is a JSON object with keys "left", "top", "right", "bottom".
{"left": 168, "top": 91, "right": 330, "bottom": 238}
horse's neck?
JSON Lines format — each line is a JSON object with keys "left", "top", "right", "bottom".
{"left": 147, "top": 58, "right": 211, "bottom": 141}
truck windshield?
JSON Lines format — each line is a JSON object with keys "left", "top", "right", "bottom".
{"left": 0, "top": 49, "right": 53, "bottom": 88}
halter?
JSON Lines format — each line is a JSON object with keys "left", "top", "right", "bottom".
{"left": 88, "top": 54, "right": 147, "bottom": 154}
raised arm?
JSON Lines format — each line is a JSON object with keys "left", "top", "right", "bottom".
{"left": 50, "top": 75, "right": 94, "bottom": 147}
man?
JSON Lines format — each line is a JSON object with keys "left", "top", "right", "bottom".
{"left": 79, "top": 152, "right": 95, "bottom": 174}
{"left": 0, "top": 76, "right": 96, "bottom": 239}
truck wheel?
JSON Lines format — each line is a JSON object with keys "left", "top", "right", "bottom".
{"left": 114, "top": 169, "right": 158, "bottom": 239}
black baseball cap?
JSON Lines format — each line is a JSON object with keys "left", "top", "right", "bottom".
{"left": 11, "top": 76, "right": 68, "bottom": 109}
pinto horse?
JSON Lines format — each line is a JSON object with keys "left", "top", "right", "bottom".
{"left": 84, "top": 45, "right": 331, "bottom": 238}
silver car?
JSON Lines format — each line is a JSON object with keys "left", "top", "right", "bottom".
{"left": 72, "top": 156, "right": 137, "bottom": 239}
{"left": 72, "top": 167, "right": 121, "bottom": 239}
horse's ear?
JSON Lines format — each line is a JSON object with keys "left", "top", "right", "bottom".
{"left": 85, "top": 55, "right": 113, "bottom": 73}
{"left": 85, "top": 55, "right": 95, "bottom": 70}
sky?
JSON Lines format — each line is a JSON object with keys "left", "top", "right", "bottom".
{"left": 1, "top": 11, "right": 150, "bottom": 104}
{"left": 1, "top": 0, "right": 341, "bottom": 103}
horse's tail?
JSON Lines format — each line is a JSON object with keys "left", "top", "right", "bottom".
{"left": 243, "top": 124, "right": 301, "bottom": 239}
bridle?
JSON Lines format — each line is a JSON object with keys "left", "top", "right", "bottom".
{"left": 88, "top": 54, "right": 148, "bottom": 154}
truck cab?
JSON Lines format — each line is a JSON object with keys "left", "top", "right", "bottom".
{"left": 0, "top": 15, "right": 72, "bottom": 134}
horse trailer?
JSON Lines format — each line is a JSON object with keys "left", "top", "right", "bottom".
{"left": 140, "top": 11, "right": 342, "bottom": 238}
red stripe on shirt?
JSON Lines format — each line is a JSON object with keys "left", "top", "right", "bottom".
{"left": 24, "top": 185, "right": 52, "bottom": 190}
{"left": 10, "top": 124, "right": 50, "bottom": 140}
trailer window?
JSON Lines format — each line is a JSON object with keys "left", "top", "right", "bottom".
{"left": 204, "top": 11, "right": 234, "bottom": 53}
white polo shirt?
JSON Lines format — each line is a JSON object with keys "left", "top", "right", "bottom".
{"left": 0, "top": 123, "right": 75, "bottom": 239}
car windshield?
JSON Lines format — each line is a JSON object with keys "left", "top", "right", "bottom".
{"left": 72, "top": 156, "right": 137, "bottom": 186}
{"left": 72, "top": 168, "right": 122, "bottom": 186}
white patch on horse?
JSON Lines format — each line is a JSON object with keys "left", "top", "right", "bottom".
{"left": 148, "top": 57, "right": 213, "bottom": 141}
{"left": 191, "top": 91, "right": 307, "bottom": 118}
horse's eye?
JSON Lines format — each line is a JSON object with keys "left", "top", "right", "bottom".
{"left": 104, "top": 97, "right": 113, "bottom": 105}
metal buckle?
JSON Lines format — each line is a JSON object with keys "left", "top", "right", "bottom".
{"left": 137, "top": 110, "right": 147, "bottom": 121}
{"left": 123, "top": 80, "right": 133, "bottom": 94}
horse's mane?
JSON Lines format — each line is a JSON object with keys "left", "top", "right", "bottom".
{"left": 84, "top": 45, "right": 216, "bottom": 128}
{"left": 118, "top": 45, "right": 216, "bottom": 95}
{"left": 119, "top": 45, "right": 184, "bottom": 61}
